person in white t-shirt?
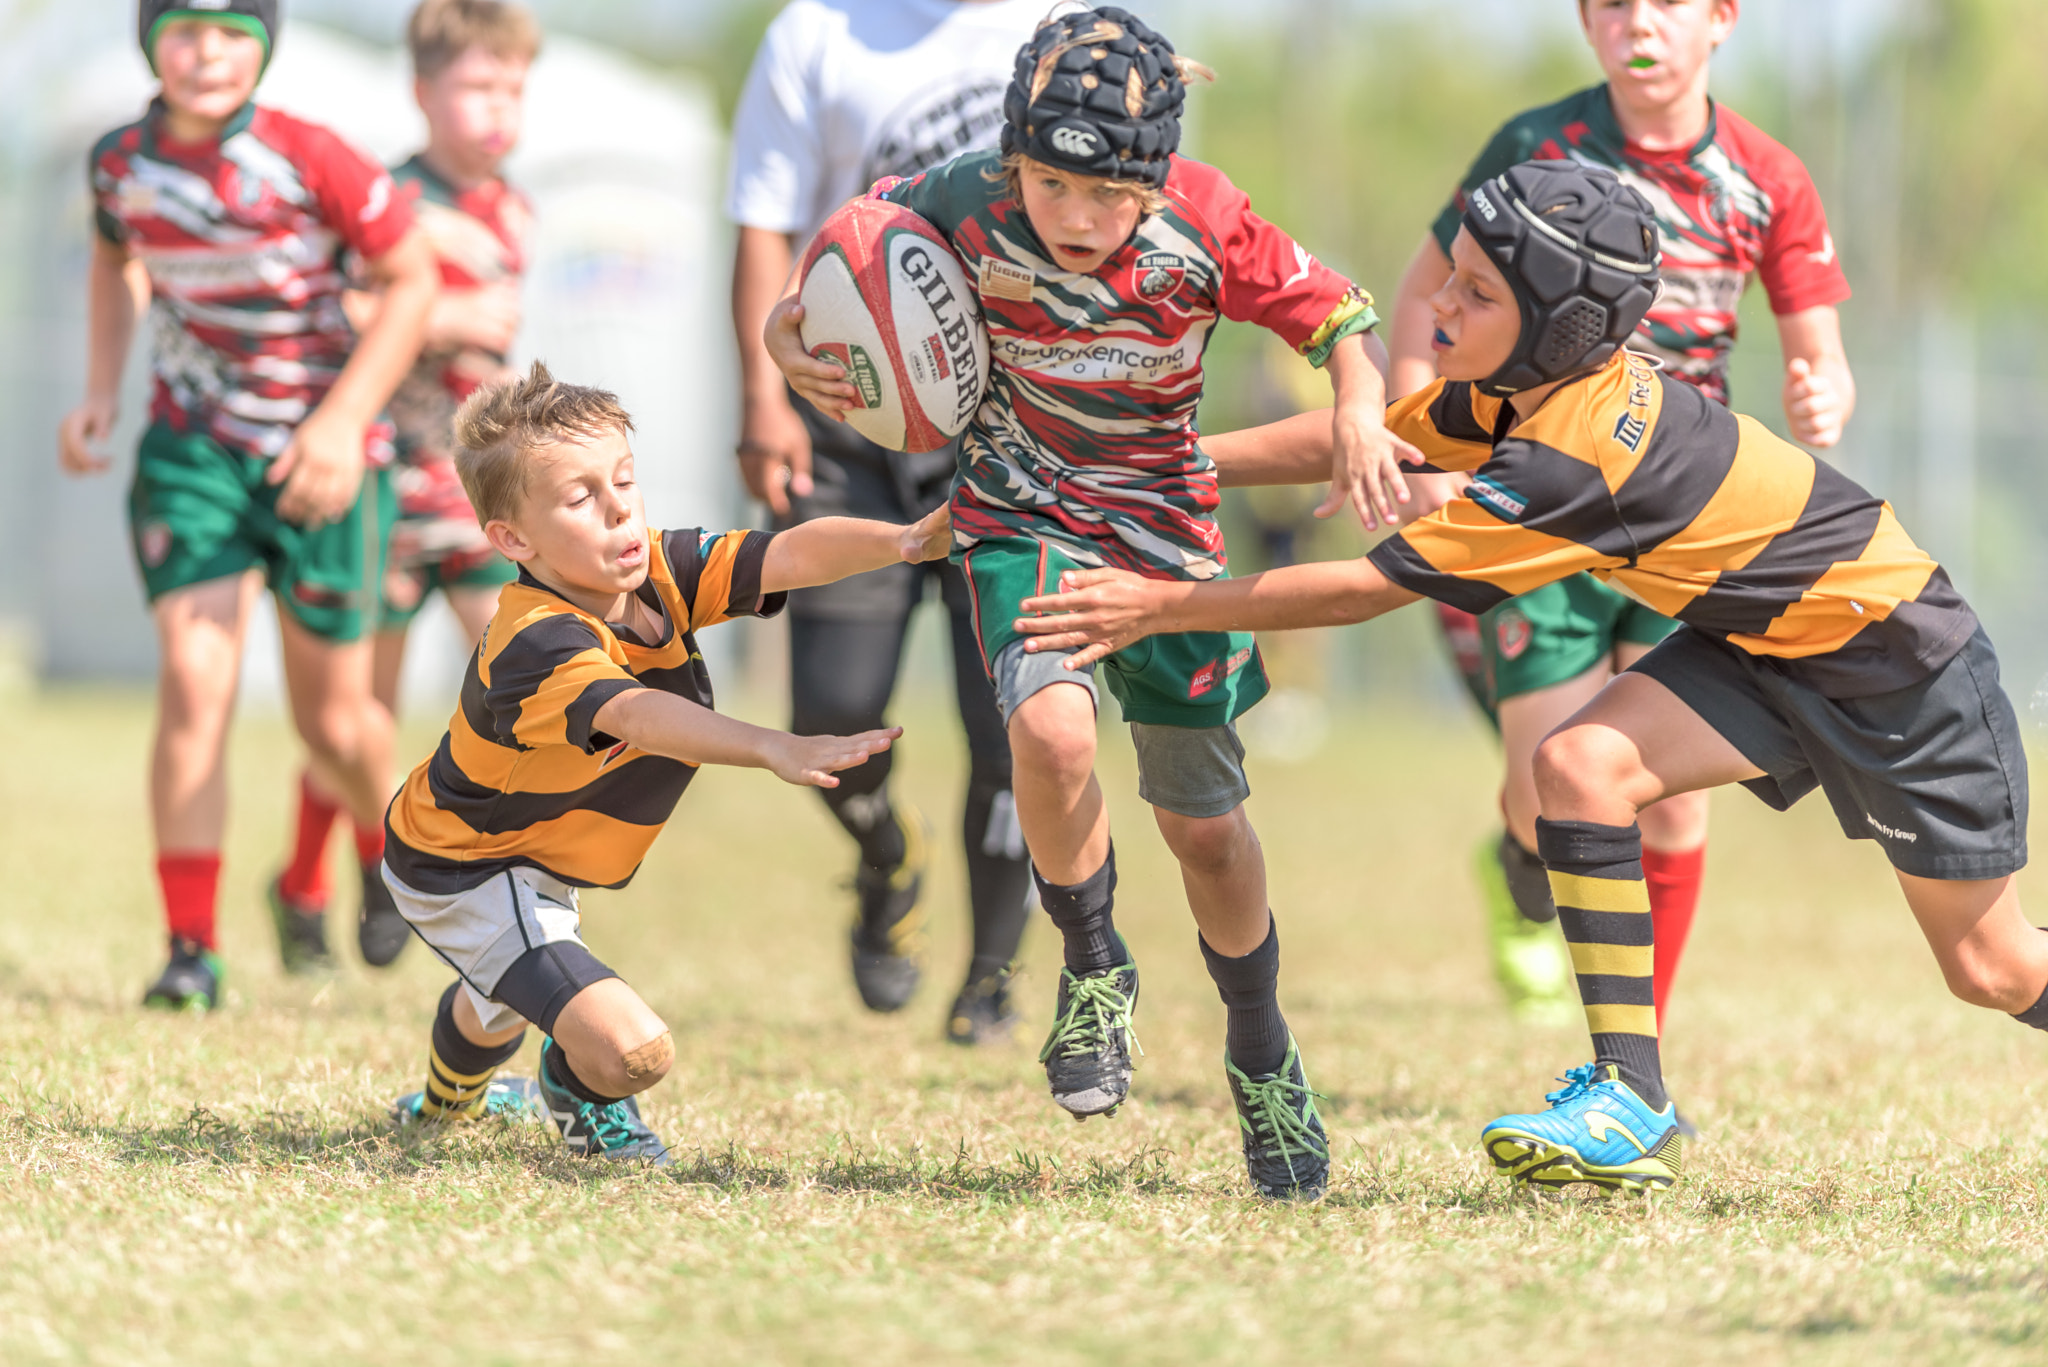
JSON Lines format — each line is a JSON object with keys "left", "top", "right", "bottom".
{"left": 727, "top": 0, "right": 1045, "bottom": 1044}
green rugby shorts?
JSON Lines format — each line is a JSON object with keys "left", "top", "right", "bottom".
{"left": 128, "top": 422, "right": 395, "bottom": 644}
{"left": 1449, "top": 574, "right": 1679, "bottom": 724}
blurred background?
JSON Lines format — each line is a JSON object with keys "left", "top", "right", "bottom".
{"left": 1, "top": 0, "right": 2038, "bottom": 733}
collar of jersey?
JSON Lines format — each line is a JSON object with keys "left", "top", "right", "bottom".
{"left": 513, "top": 566, "right": 677, "bottom": 652}
{"left": 144, "top": 96, "right": 256, "bottom": 158}
{"left": 1592, "top": 84, "right": 1720, "bottom": 165}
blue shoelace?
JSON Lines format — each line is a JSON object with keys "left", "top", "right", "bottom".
{"left": 1543, "top": 1063, "right": 1604, "bottom": 1108}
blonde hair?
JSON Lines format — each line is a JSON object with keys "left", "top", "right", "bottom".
{"left": 454, "top": 361, "right": 634, "bottom": 525}
{"left": 407, "top": 0, "right": 541, "bottom": 80}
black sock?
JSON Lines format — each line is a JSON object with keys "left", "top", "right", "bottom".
{"left": 424, "top": 981, "right": 525, "bottom": 1117}
{"left": 825, "top": 782, "right": 907, "bottom": 873}
{"left": 964, "top": 774, "right": 1033, "bottom": 982}
{"left": 1200, "top": 917, "right": 1288, "bottom": 1076}
{"left": 1496, "top": 831, "right": 1557, "bottom": 924}
{"left": 542, "top": 1036, "right": 625, "bottom": 1107}
{"left": 1536, "top": 817, "right": 1668, "bottom": 1112}
{"left": 2014, "top": 937, "right": 2048, "bottom": 1030}
{"left": 1035, "top": 846, "right": 1123, "bottom": 976}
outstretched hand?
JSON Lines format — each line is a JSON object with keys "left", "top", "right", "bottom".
{"left": 1783, "top": 357, "right": 1845, "bottom": 449}
{"left": 763, "top": 726, "right": 902, "bottom": 788}
{"left": 1318, "top": 404, "right": 1427, "bottom": 531}
{"left": 1013, "top": 567, "right": 1172, "bottom": 670}
{"left": 900, "top": 504, "right": 952, "bottom": 563}
{"left": 764, "top": 296, "right": 861, "bottom": 418}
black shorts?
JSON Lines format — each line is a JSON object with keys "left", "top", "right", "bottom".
{"left": 1629, "top": 625, "right": 2028, "bottom": 880}
{"left": 782, "top": 395, "right": 956, "bottom": 620}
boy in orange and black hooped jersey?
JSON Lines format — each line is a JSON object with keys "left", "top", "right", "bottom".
{"left": 379, "top": 362, "right": 950, "bottom": 1162}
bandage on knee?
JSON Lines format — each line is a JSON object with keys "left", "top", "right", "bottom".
{"left": 621, "top": 1030, "right": 673, "bottom": 1081}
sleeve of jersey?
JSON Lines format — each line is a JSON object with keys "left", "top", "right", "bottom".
{"left": 726, "top": 13, "right": 823, "bottom": 233}
{"left": 484, "top": 615, "right": 643, "bottom": 755}
{"left": 1755, "top": 154, "right": 1852, "bottom": 316}
{"left": 88, "top": 141, "right": 126, "bottom": 245}
{"left": 1197, "top": 167, "right": 1377, "bottom": 368}
{"left": 1383, "top": 380, "right": 1504, "bottom": 473}
{"left": 1429, "top": 120, "right": 1536, "bottom": 254}
{"left": 301, "top": 122, "right": 414, "bottom": 261}
{"left": 1365, "top": 439, "right": 1621, "bottom": 613}
{"left": 874, "top": 158, "right": 974, "bottom": 240}
{"left": 666, "top": 529, "right": 789, "bottom": 631}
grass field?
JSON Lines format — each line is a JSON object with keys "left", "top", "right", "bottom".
{"left": 6, "top": 676, "right": 2048, "bottom": 1365}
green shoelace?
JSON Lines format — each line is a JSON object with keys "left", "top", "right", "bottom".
{"left": 1039, "top": 970, "right": 1142, "bottom": 1063}
{"left": 1233, "top": 1065, "right": 1327, "bottom": 1165}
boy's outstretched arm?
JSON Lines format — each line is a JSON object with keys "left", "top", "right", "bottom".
{"left": 1777, "top": 305, "right": 1856, "bottom": 449}
{"left": 1206, "top": 409, "right": 1333, "bottom": 488}
{"left": 269, "top": 227, "right": 439, "bottom": 527}
{"left": 58, "top": 239, "right": 150, "bottom": 476}
{"left": 759, "top": 508, "right": 951, "bottom": 593}
{"left": 593, "top": 690, "right": 900, "bottom": 789}
{"left": 1013, "top": 561, "right": 1422, "bottom": 668}
{"left": 1321, "top": 333, "right": 1425, "bottom": 532}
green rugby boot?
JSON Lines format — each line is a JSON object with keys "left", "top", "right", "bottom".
{"left": 267, "top": 875, "right": 335, "bottom": 977}
{"left": 141, "top": 937, "right": 223, "bottom": 1013}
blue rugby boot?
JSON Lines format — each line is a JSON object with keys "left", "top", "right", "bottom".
{"left": 537, "top": 1039, "right": 673, "bottom": 1166}
{"left": 1480, "top": 1063, "right": 1684, "bottom": 1195}
{"left": 390, "top": 1076, "right": 544, "bottom": 1126}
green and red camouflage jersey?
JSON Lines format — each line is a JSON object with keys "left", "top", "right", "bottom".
{"left": 880, "top": 150, "right": 1376, "bottom": 580}
{"left": 1432, "top": 86, "right": 1850, "bottom": 407}
{"left": 91, "top": 100, "right": 413, "bottom": 460}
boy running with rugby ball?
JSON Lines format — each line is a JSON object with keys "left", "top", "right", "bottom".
{"left": 382, "top": 363, "right": 945, "bottom": 1157}
{"left": 1019, "top": 160, "right": 2036, "bottom": 1195}
{"left": 770, "top": 7, "right": 1413, "bottom": 1200}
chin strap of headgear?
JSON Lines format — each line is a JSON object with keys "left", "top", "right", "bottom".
{"left": 1462, "top": 159, "right": 1662, "bottom": 398}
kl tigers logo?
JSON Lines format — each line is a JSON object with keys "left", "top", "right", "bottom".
{"left": 1495, "top": 608, "right": 1532, "bottom": 661}
{"left": 1133, "top": 250, "right": 1186, "bottom": 304}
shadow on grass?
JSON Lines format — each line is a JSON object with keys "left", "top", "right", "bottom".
{"left": 663, "top": 1138, "right": 1185, "bottom": 1203}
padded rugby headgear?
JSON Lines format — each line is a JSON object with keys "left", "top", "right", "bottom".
{"left": 139, "top": 0, "right": 279, "bottom": 75}
{"left": 1462, "top": 160, "right": 1661, "bottom": 397}
{"left": 1001, "top": 7, "right": 1186, "bottom": 190}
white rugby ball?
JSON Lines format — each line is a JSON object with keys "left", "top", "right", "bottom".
{"left": 798, "top": 198, "right": 990, "bottom": 453}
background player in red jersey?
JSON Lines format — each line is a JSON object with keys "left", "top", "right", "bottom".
{"left": 1385, "top": 0, "right": 1857, "bottom": 1030}
{"left": 280, "top": 0, "right": 542, "bottom": 971}
{"left": 57, "top": 2, "right": 438, "bottom": 1008}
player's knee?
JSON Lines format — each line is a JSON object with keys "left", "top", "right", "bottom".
{"left": 1532, "top": 726, "right": 1633, "bottom": 808}
{"left": 590, "top": 1028, "right": 673, "bottom": 1097}
{"left": 1008, "top": 692, "right": 1096, "bottom": 782}
{"left": 1155, "top": 808, "right": 1254, "bottom": 877}
{"left": 1940, "top": 952, "right": 2036, "bottom": 1013}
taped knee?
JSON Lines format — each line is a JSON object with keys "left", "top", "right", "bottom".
{"left": 621, "top": 1029, "right": 674, "bottom": 1083}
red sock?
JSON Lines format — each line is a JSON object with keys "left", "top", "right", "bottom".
{"left": 158, "top": 851, "right": 221, "bottom": 950}
{"left": 1644, "top": 844, "right": 1706, "bottom": 1029}
{"left": 281, "top": 772, "right": 342, "bottom": 906}
{"left": 354, "top": 819, "right": 386, "bottom": 867}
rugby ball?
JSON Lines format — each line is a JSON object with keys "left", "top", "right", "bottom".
{"left": 798, "top": 198, "right": 990, "bottom": 453}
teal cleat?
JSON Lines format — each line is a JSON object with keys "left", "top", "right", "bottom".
{"left": 536, "top": 1039, "right": 673, "bottom": 1166}
{"left": 1480, "top": 1063, "right": 1684, "bottom": 1194}
{"left": 390, "top": 1076, "right": 544, "bottom": 1126}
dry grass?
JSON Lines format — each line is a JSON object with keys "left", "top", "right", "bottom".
{"left": 4, "top": 680, "right": 2047, "bottom": 1365}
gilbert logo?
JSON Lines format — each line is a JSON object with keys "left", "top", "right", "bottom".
{"left": 1050, "top": 126, "right": 1098, "bottom": 157}
{"left": 1584, "top": 1111, "right": 1647, "bottom": 1153}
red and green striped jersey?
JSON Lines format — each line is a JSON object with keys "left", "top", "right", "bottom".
{"left": 1433, "top": 87, "right": 1849, "bottom": 406}
{"left": 90, "top": 100, "right": 414, "bottom": 459}
{"left": 880, "top": 150, "right": 1376, "bottom": 580}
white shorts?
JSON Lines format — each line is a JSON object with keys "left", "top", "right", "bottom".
{"left": 382, "top": 863, "right": 593, "bottom": 1034}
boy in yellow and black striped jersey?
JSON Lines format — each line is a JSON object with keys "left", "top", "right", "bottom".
{"left": 379, "top": 361, "right": 949, "bottom": 1163}
{"left": 1017, "top": 161, "right": 2043, "bottom": 1195}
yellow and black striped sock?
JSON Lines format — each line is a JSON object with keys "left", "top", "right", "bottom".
{"left": 1534, "top": 817, "right": 1667, "bottom": 1112}
{"left": 420, "top": 981, "right": 526, "bottom": 1120}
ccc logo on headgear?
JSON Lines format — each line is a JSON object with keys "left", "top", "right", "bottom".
{"left": 1050, "top": 127, "right": 1098, "bottom": 157}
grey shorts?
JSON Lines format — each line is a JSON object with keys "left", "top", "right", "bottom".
{"left": 1630, "top": 624, "right": 2028, "bottom": 880}
{"left": 992, "top": 638, "right": 1251, "bottom": 819}
{"left": 382, "top": 863, "right": 617, "bottom": 1034}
